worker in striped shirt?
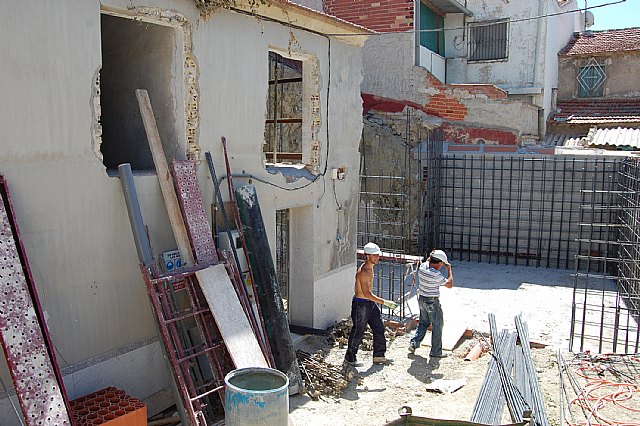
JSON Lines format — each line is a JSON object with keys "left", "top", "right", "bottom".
{"left": 408, "top": 249, "right": 453, "bottom": 359}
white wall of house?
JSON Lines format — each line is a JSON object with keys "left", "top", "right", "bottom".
{"left": 444, "top": 0, "right": 582, "bottom": 131}
{"left": 0, "top": 1, "right": 364, "bottom": 422}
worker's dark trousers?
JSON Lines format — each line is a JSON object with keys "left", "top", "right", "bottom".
{"left": 345, "top": 298, "right": 386, "bottom": 362}
{"left": 410, "top": 296, "right": 444, "bottom": 356}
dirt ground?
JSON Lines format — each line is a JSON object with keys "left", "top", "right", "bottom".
{"left": 288, "top": 261, "right": 638, "bottom": 426}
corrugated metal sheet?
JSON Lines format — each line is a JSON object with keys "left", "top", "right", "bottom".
{"left": 588, "top": 127, "right": 640, "bottom": 148}
{"left": 544, "top": 133, "right": 585, "bottom": 147}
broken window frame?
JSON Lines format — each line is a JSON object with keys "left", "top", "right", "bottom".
{"left": 264, "top": 51, "right": 304, "bottom": 166}
{"left": 467, "top": 19, "right": 509, "bottom": 62}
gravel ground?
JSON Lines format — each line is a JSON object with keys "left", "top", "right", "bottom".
{"left": 288, "top": 261, "right": 585, "bottom": 426}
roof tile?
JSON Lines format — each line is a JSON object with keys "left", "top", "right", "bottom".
{"left": 552, "top": 99, "right": 640, "bottom": 124}
{"left": 559, "top": 27, "right": 640, "bottom": 56}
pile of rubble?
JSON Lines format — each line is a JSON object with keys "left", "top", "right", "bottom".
{"left": 327, "top": 317, "right": 398, "bottom": 350}
{"left": 296, "top": 350, "right": 352, "bottom": 400}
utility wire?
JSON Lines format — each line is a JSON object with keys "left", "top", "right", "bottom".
{"left": 324, "top": 0, "right": 627, "bottom": 36}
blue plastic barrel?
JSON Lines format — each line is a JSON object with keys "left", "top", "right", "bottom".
{"left": 224, "top": 367, "right": 289, "bottom": 425}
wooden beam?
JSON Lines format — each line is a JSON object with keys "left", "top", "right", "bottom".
{"left": 136, "top": 89, "right": 195, "bottom": 267}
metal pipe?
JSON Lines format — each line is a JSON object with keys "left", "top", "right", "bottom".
{"left": 118, "top": 163, "right": 153, "bottom": 267}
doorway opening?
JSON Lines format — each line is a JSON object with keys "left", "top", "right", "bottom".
{"left": 100, "top": 13, "right": 183, "bottom": 172}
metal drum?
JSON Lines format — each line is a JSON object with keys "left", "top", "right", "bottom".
{"left": 224, "top": 367, "right": 289, "bottom": 426}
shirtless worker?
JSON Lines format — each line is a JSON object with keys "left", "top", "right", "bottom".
{"left": 344, "top": 242, "right": 398, "bottom": 366}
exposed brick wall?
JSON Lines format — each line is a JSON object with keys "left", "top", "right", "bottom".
{"left": 362, "top": 93, "right": 519, "bottom": 146}
{"left": 441, "top": 123, "right": 518, "bottom": 146}
{"left": 424, "top": 93, "right": 467, "bottom": 121}
{"left": 324, "top": 0, "right": 414, "bottom": 32}
{"left": 363, "top": 92, "right": 468, "bottom": 121}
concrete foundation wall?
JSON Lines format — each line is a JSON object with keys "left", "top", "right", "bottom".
{"left": 0, "top": 0, "right": 363, "bottom": 419}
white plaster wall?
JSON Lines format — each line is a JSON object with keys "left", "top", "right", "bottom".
{"left": 313, "top": 262, "right": 357, "bottom": 329}
{"left": 444, "top": 1, "right": 581, "bottom": 133}
{"left": 542, "top": 2, "right": 584, "bottom": 123}
{"left": 462, "top": 0, "right": 537, "bottom": 86}
{"left": 361, "top": 32, "right": 421, "bottom": 101}
{"left": 0, "top": 0, "right": 363, "bottom": 419}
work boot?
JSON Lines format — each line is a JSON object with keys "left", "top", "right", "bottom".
{"left": 408, "top": 343, "right": 416, "bottom": 354}
{"left": 373, "top": 356, "right": 393, "bottom": 365}
{"left": 344, "top": 359, "right": 363, "bottom": 367}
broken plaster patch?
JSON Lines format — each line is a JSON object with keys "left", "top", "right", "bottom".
{"left": 91, "top": 69, "right": 103, "bottom": 161}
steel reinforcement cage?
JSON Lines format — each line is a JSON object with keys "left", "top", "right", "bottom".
{"left": 359, "top": 140, "right": 640, "bottom": 352}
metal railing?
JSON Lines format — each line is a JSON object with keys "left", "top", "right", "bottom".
{"left": 468, "top": 20, "right": 509, "bottom": 62}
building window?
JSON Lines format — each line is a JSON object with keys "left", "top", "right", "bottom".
{"left": 468, "top": 20, "right": 509, "bottom": 61}
{"left": 577, "top": 59, "right": 606, "bottom": 98}
{"left": 264, "top": 51, "right": 303, "bottom": 165}
{"left": 419, "top": 2, "right": 444, "bottom": 55}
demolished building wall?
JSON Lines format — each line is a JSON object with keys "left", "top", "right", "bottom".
{"left": 0, "top": 1, "right": 366, "bottom": 423}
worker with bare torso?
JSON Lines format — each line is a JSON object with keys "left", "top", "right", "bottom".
{"left": 344, "top": 242, "right": 398, "bottom": 366}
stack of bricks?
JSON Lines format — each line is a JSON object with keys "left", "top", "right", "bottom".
{"left": 70, "top": 387, "right": 146, "bottom": 426}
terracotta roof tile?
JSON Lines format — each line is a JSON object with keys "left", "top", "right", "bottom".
{"left": 559, "top": 28, "right": 640, "bottom": 56}
{"left": 552, "top": 99, "right": 640, "bottom": 124}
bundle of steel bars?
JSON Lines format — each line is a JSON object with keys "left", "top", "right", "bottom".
{"left": 471, "top": 314, "right": 548, "bottom": 426}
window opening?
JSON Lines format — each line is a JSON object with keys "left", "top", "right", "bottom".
{"left": 468, "top": 20, "right": 509, "bottom": 61}
{"left": 419, "top": 2, "right": 444, "bottom": 55}
{"left": 275, "top": 209, "right": 290, "bottom": 319}
{"left": 264, "top": 52, "right": 303, "bottom": 165}
{"left": 577, "top": 58, "right": 606, "bottom": 98}
{"left": 100, "top": 13, "right": 182, "bottom": 171}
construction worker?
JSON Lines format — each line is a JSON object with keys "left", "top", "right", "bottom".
{"left": 344, "top": 242, "right": 398, "bottom": 366}
{"left": 408, "top": 249, "right": 453, "bottom": 359}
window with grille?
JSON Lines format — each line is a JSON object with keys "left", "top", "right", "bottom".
{"left": 264, "top": 51, "right": 303, "bottom": 165}
{"left": 468, "top": 20, "right": 508, "bottom": 61}
{"left": 577, "top": 61, "right": 605, "bottom": 98}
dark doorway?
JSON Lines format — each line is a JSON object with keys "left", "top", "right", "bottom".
{"left": 100, "top": 13, "right": 181, "bottom": 171}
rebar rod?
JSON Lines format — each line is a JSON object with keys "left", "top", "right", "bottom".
{"left": 515, "top": 315, "right": 550, "bottom": 426}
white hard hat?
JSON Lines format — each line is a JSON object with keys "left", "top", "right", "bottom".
{"left": 363, "top": 242, "right": 382, "bottom": 255}
{"left": 430, "top": 249, "right": 449, "bottom": 265}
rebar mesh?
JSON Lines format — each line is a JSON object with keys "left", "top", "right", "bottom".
{"left": 570, "top": 157, "right": 640, "bottom": 353}
{"left": 434, "top": 155, "right": 617, "bottom": 269}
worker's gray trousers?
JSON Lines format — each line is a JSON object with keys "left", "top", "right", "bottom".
{"left": 410, "top": 296, "right": 444, "bottom": 357}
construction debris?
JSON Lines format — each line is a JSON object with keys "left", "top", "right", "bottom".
{"left": 425, "top": 378, "right": 467, "bottom": 394}
{"left": 296, "top": 350, "right": 352, "bottom": 400}
{"left": 328, "top": 318, "right": 397, "bottom": 350}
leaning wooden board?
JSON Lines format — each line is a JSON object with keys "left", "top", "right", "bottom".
{"left": 196, "top": 264, "right": 268, "bottom": 368}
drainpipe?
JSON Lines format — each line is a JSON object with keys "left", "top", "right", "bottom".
{"left": 414, "top": 0, "right": 421, "bottom": 66}
{"left": 533, "top": 0, "right": 546, "bottom": 139}
{"left": 532, "top": 0, "right": 545, "bottom": 88}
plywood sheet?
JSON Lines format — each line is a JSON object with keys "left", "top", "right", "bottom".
{"left": 196, "top": 265, "right": 268, "bottom": 368}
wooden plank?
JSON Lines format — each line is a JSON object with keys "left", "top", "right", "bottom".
{"left": 196, "top": 264, "right": 268, "bottom": 368}
{"left": 136, "top": 89, "right": 195, "bottom": 267}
